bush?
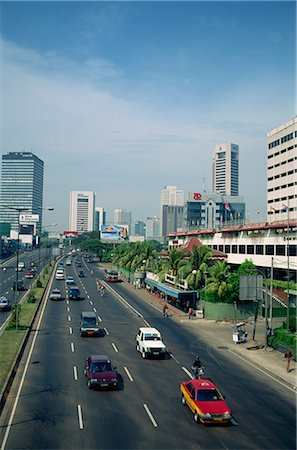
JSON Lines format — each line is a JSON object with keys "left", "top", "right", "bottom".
{"left": 268, "top": 326, "right": 297, "bottom": 360}
{"left": 36, "top": 279, "right": 43, "bottom": 288}
{"left": 8, "top": 305, "right": 22, "bottom": 329}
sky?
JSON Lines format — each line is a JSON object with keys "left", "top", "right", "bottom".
{"left": 0, "top": 0, "right": 296, "bottom": 232}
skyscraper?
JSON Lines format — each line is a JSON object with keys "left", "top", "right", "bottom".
{"left": 114, "top": 209, "right": 132, "bottom": 229}
{"left": 146, "top": 216, "right": 160, "bottom": 241}
{"left": 160, "top": 185, "right": 184, "bottom": 239}
{"left": 212, "top": 143, "right": 239, "bottom": 196}
{"left": 69, "top": 191, "right": 95, "bottom": 232}
{"left": 94, "top": 207, "right": 106, "bottom": 231}
{"left": 267, "top": 117, "right": 297, "bottom": 221}
{"left": 0, "top": 152, "right": 44, "bottom": 233}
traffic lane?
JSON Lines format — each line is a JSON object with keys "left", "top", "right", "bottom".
{"left": 69, "top": 287, "right": 237, "bottom": 449}
{"left": 4, "top": 299, "right": 85, "bottom": 450}
{"left": 100, "top": 283, "right": 296, "bottom": 449}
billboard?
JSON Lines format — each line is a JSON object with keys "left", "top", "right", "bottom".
{"left": 19, "top": 214, "right": 39, "bottom": 224}
{"left": 100, "top": 224, "right": 129, "bottom": 241}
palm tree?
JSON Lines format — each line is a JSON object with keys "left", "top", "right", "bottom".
{"left": 207, "top": 260, "right": 232, "bottom": 299}
{"left": 179, "top": 245, "right": 212, "bottom": 289}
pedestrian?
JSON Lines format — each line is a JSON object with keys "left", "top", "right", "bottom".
{"left": 188, "top": 307, "right": 193, "bottom": 319}
{"left": 163, "top": 303, "right": 169, "bottom": 317}
{"left": 284, "top": 348, "right": 293, "bottom": 373}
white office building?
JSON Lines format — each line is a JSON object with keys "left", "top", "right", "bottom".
{"left": 146, "top": 216, "right": 160, "bottom": 241}
{"left": 212, "top": 143, "right": 239, "bottom": 196}
{"left": 160, "top": 185, "right": 184, "bottom": 239}
{"left": 114, "top": 209, "right": 132, "bottom": 229}
{"left": 95, "top": 207, "right": 106, "bottom": 231}
{"left": 69, "top": 191, "right": 95, "bottom": 232}
{"left": 267, "top": 117, "right": 297, "bottom": 221}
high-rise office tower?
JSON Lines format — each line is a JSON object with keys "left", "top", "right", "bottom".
{"left": 94, "top": 207, "right": 106, "bottom": 231}
{"left": 132, "top": 219, "right": 146, "bottom": 237}
{"left": 267, "top": 116, "right": 297, "bottom": 221}
{"left": 146, "top": 216, "right": 160, "bottom": 241}
{"left": 114, "top": 209, "right": 132, "bottom": 229}
{"left": 160, "top": 185, "right": 184, "bottom": 239}
{"left": 212, "top": 143, "right": 239, "bottom": 196}
{"left": 0, "top": 152, "right": 44, "bottom": 233}
{"left": 69, "top": 191, "right": 95, "bottom": 232}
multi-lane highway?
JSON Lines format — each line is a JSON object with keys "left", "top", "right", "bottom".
{"left": 0, "top": 256, "right": 295, "bottom": 449}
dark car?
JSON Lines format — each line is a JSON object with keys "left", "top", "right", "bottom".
{"left": 84, "top": 355, "right": 118, "bottom": 390}
{"left": 78, "top": 270, "right": 85, "bottom": 277}
{"left": 13, "top": 280, "right": 25, "bottom": 291}
{"left": 69, "top": 286, "right": 81, "bottom": 300}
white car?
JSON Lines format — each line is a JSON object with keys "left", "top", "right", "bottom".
{"left": 0, "top": 296, "right": 11, "bottom": 311}
{"left": 136, "top": 327, "right": 167, "bottom": 359}
{"left": 49, "top": 288, "right": 63, "bottom": 301}
{"left": 66, "top": 276, "right": 75, "bottom": 285}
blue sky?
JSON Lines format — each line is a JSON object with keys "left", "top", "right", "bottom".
{"left": 0, "top": 1, "right": 295, "bottom": 231}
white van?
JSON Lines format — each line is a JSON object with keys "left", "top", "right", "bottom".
{"left": 55, "top": 269, "right": 65, "bottom": 280}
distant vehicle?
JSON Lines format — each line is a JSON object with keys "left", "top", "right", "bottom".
{"left": 80, "top": 311, "right": 100, "bottom": 336}
{"left": 66, "top": 258, "right": 72, "bottom": 266}
{"left": 66, "top": 276, "right": 75, "bottom": 285}
{"left": 55, "top": 269, "right": 65, "bottom": 280}
{"left": 78, "top": 270, "right": 85, "bottom": 277}
{"left": 180, "top": 378, "right": 232, "bottom": 424}
{"left": 0, "top": 296, "right": 11, "bottom": 311}
{"left": 13, "top": 280, "right": 25, "bottom": 291}
{"left": 75, "top": 260, "right": 82, "bottom": 267}
{"left": 58, "top": 262, "right": 65, "bottom": 270}
{"left": 49, "top": 288, "right": 63, "bottom": 301}
{"left": 18, "top": 261, "right": 25, "bottom": 270}
{"left": 84, "top": 355, "right": 118, "bottom": 390}
{"left": 104, "top": 269, "right": 119, "bottom": 282}
{"left": 25, "top": 270, "right": 34, "bottom": 279}
{"left": 68, "top": 286, "right": 81, "bottom": 300}
{"left": 136, "top": 327, "right": 167, "bottom": 359}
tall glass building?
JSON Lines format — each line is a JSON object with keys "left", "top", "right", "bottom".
{"left": 0, "top": 152, "right": 44, "bottom": 233}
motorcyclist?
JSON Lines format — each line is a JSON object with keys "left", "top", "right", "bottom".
{"left": 191, "top": 356, "right": 204, "bottom": 379}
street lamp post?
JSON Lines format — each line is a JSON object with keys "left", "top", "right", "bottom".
{"left": 38, "top": 222, "right": 57, "bottom": 271}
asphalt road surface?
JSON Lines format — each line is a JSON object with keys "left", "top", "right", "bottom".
{"left": 0, "top": 257, "right": 295, "bottom": 450}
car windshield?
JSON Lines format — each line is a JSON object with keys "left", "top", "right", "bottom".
{"left": 144, "top": 334, "right": 161, "bottom": 341}
{"left": 83, "top": 318, "right": 96, "bottom": 325}
{"left": 91, "top": 362, "right": 112, "bottom": 372}
{"left": 196, "top": 389, "right": 222, "bottom": 401}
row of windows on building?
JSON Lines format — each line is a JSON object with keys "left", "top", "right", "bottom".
{"left": 267, "top": 194, "right": 296, "bottom": 204}
{"left": 267, "top": 156, "right": 297, "bottom": 170}
{"left": 211, "top": 244, "right": 297, "bottom": 257}
{"left": 267, "top": 181, "right": 297, "bottom": 192}
{"left": 267, "top": 144, "right": 295, "bottom": 159}
{"left": 268, "top": 132, "right": 296, "bottom": 149}
{"left": 267, "top": 168, "right": 297, "bottom": 181}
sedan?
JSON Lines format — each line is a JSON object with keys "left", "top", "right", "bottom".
{"left": 65, "top": 276, "right": 75, "bottom": 285}
{"left": 49, "top": 288, "right": 63, "bottom": 301}
{"left": 180, "top": 378, "right": 232, "bottom": 424}
{"left": 0, "top": 296, "right": 11, "bottom": 311}
{"left": 84, "top": 355, "right": 118, "bottom": 390}
{"left": 78, "top": 270, "right": 85, "bottom": 277}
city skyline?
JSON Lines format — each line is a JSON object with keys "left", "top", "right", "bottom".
{"left": 1, "top": 1, "right": 295, "bottom": 230}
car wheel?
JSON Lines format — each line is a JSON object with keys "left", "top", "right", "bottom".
{"left": 181, "top": 395, "right": 186, "bottom": 405}
{"left": 142, "top": 351, "right": 146, "bottom": 359}
{"left": 193, "top": 412, "right": 199, "bottom": 423}
{"left": 87, "top": 380, "right": 92, "bottom": 389}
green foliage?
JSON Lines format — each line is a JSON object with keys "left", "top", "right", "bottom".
{"left": 36, "top": 279, "right": 43, "bottom": 288}
{"left": 237, "top": 259, "right": 258, "bottom": 275}
{"left": 268, "top": 326, "right": 297, "bottom": 360}
{"left": 8, "top": 305, "right": 22, "bottom": 329}
{"left": 264, "top": 279, "right": 297, "bottom": 291}
{"left": 207, "top": 260, "right": 232, "bottom": 299}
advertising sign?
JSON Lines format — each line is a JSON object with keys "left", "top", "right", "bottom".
{"left": 19, "top": 214, "right": 39, "bottom": 224}
{"left": 100, "top": 224, "right": 129, "bottom": 241}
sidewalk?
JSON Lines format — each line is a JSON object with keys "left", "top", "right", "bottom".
{"left": 118, "top": 276, "right": 297, "bottom": 391}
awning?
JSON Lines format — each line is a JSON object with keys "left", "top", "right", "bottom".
{"left": 145, "top": 278, "right": 197, "bottom": 299}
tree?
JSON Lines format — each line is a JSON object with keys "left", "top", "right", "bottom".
{"left": 177, "top": 245, "right": 212, "bottom": 289}
{"left": 207, "top": 260, "right": 232, "bottom": 300}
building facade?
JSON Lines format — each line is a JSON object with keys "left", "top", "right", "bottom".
{"left": 212, "top": 143, "right": 239, "bottom": 196}
{"left": 267, "top": 116, "right": 297, "bottom": 221}
{"left": 69, "top": 191, "right": 95, "bottom": 233}
{"left": 146, "top": 216, "right": 160, "bottom": 241}
{"left": 94, "top": 207, "right": 106, "bottom": 231}
{"left": 0, "top": 152, "right": 44, "bottom": 234}
{"left": 160, "top": 185, "right": 184, "bottom": 239}
{"left": 162, "top": 205, "right": 184, "bottom": 239}
{"left": 185, "top": 192, "right": 245, "bottom": 230}
{"left": 131, "top": 219, "right": 146, "bottom": 237}
{"left": 114, "top": 209, "right": 132, "bottom": 229}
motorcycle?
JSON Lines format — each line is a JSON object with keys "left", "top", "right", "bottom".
{"left": 191, "top": 365, "right": 205, "bottom": 379}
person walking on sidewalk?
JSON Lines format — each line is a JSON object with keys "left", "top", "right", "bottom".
{"left": 285, "top": 348, "right": 293, "bottom": 373}
{"left": 163, "top": 303, "right": 169, "bottom": 317}
{"left": 188, "top": 307, "right": 193, "bottom": 319}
